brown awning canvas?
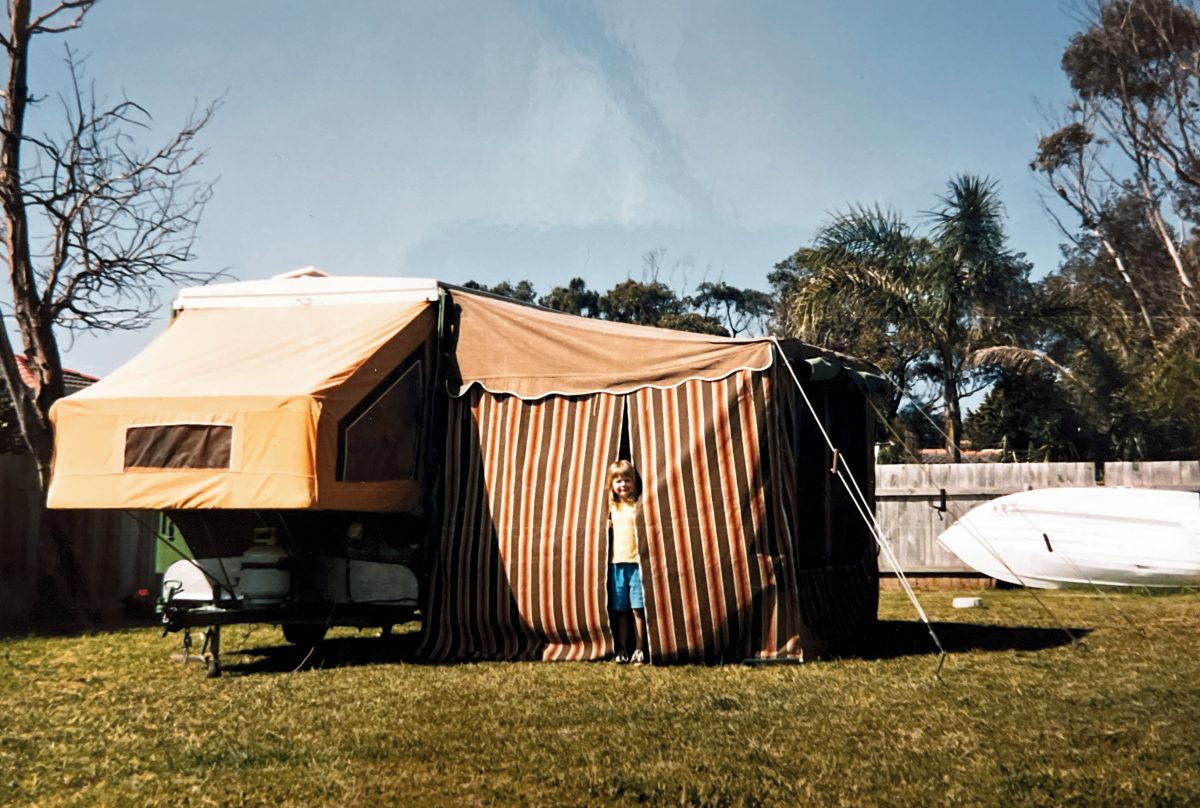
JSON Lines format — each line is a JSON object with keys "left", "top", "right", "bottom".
{"left": 445, "top": 290, "right": 775, "bottom": 399}
{"left": 48, "top": 301, "right": 434, "bottom": 511}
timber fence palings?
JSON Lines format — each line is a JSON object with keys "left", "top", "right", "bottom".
{"left": 1104, "top": 460, "right": 1200, "bottom": 490}
{"left": 0, "top": 454, "right": 40, "bottom": 628}
{"left": 0, "top": 453, "right": 155, "bottom": 633}
{"left": 875, "top": 460, "right": 1200, "bottom": 578}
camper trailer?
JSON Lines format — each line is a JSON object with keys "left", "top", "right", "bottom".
{"left": 48, "top": 270, "right": 884, "bottom": 675}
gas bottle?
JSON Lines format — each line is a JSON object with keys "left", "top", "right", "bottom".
{"left": 240, "top": 527, "right": 290, "bottom": 605}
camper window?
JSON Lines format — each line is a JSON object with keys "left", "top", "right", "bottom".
{"left": 124, "top": 424, "right": 233, "bottom": 470}
{"left": 338, "top": 360, "right": 423, "bottom": 481}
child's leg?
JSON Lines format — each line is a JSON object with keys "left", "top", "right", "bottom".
{"left": 615, "top": 610, "right": 632, "bottom": 656}
{"left": 628, "top": 565, "right": 647, "bottom": 661}
{"left": 608, "top": 563, "right": 629, "bottom": 657}
{"left": 632, "top": 608, "right": 646, "bottom": 656}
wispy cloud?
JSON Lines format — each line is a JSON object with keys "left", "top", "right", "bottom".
{"left": 525, "top": 0, "right": 713, "bottom": 221}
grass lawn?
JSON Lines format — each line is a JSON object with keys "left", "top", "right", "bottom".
{"left": 2, "top": 589, "right": 1199, "bottom": 806}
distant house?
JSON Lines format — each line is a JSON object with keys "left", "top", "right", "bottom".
{"left": 0, "top": 356, "right": 97, "bottom": 454}
{"left": 916, "top": 447, "right": 1005, "bottom": 464}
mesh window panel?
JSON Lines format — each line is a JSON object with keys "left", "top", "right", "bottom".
{"left": 341, "top": 363, "right": 423, "bottom": 482}
{"left": 124, "top": 424, "right": 233, "bottom": 470}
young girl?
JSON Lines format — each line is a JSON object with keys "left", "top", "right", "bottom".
{"left": 607, "top": 459, "right": 647, "bottom": 664}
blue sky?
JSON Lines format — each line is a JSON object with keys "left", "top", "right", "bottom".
{"left": 17, "top": 0, "right": 1082, "bottom": 375}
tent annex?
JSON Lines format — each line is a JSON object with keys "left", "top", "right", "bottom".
{"left": 425, "top": 289, "right": 881, "bottom": 662}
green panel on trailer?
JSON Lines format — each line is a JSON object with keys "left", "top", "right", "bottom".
{"left": 155, "top": 513, "right": 193, "bottom": 573}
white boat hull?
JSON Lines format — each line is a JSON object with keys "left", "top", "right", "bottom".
{"left": 937, "top": 487, "right": 1200, "bottom": 588}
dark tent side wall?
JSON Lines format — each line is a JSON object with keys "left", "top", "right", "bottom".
{"left": 419, "top": 355, "right": 880, "bottom": 663}
{"left": 782, "top": 368, "right": 880, "bottom": 659}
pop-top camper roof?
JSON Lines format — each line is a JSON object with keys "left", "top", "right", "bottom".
{"left": 49, "top": 270, "right": 437, "bottom": 511}
{"left": 47, "top": 270, "right": 878, "bottom": 513}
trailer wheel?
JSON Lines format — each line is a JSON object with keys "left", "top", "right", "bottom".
{"left": 282, "top": 623, "right": 328, "bottom": 646}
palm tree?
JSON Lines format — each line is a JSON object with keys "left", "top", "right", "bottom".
{"left": 773, "top": 175, "right": 1033, "bottom": 461}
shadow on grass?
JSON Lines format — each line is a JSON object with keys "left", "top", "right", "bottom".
{"left": 221, "top": 631, "right": 426, "bottom": 675}
{"left": 857, "top": 620, "right": 1090, "bottom": 660}
{"left": 214, "top": 619, "right": 1090, "bottom": 675}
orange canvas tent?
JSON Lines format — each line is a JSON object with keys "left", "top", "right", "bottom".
{"left": 48, "top": 286, "right": 436, "bottom": 511}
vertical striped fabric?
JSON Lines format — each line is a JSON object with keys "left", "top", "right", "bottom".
{"left": 629, "top": 368, "right": 804, "bottom": 663}
{"left": 420, "top": 388, "right": 622, "bottom": 661}
{"left": 421, "top": 365, "right": 878, "bottom": 663}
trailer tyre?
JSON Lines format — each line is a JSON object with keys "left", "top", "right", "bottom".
{"left": 282, "top": 623, "right": 328, "bottom": 646}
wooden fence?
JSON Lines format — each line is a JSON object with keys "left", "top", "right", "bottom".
{"left": 876, "top": 460, "right": 1200, "bottom": 578}
{"left": 0, "top": 454, "right": 156, "bottom": 634}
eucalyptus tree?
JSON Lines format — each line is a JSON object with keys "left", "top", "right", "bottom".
{"left": 964, "top": 371, "right": 1098, "bottom": 461}
{"left": 1021, "top": 0, "right": 1200, "bottom": 459}
{"left": 462, "top": 278, "right": 538, "bottom": 303}
{"left": 689, "top": 281, "right": 772, "bottom": 337}
{"left": 539, "top": 277, "right": 601, "bottom": 317}
{"left": 981, "top": 236, "right": 1200, "bottom": 461}
{"left": 772, "top": 175, "right": 1033, "bottom": 461}
{"left": 1033, "top": 0, "right": 1200, "bottom": 335}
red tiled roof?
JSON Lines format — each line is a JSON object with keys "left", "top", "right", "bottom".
{"left": 916, "top": 447, "right": 1004, "bottom": 464}
{"left": 14, "top": 354, "right": 98, "bottom": 393}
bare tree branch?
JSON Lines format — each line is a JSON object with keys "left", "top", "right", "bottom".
{"left": 28, "top": 1, "right": 92, "bottom": 37}
{"left": 0, "top": 8, "right": 220, "bottom": 488}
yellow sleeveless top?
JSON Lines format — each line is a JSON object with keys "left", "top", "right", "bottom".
{"left": 610, "top": 500, "right": 638, "bottom": 563}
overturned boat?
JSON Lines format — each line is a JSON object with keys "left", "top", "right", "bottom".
{"left": 937, "top": 487, "right": 1200, "bottom": 589}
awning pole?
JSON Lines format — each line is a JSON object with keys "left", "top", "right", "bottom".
{"left": 420, "top": 287, "right": 451, "bottom": 563}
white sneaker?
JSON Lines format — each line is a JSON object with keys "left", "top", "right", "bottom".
{"left": 630, "top": 650, "right": 645, "bottom": 665}
{"left": 615, "top": 653, "right": 630, "bottom": 664}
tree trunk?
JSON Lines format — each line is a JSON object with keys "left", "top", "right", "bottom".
{"left": 943, "top": 365, "right": 962, "bottom": 463}
{"left": 0, "top": 0, "right": 64, "bottom": 490}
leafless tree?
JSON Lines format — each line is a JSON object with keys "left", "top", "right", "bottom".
{"left": 0, "top": 0, "right": 220, "bottom": 488}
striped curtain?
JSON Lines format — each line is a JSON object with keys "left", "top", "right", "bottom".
{"left": 630, "top": 368, "right": 803, "bottom": 663}
{"left": 420, "top": 388, "right": 622, "bottom": 661}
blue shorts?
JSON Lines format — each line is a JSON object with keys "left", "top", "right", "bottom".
{"left": 609, "top": 562, "right": 644, "bottom": 611}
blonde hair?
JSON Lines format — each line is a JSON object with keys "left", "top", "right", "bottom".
{"left": 607, "top": 459, "right": 639, "bottom": 503}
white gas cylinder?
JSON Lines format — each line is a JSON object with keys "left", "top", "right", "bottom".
{"left": 240, "top": 528, "right": 290, "bottom": 605}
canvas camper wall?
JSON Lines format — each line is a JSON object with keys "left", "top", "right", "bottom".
{"left": 43, "top": 273, "right": 447, "bottom": 647}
